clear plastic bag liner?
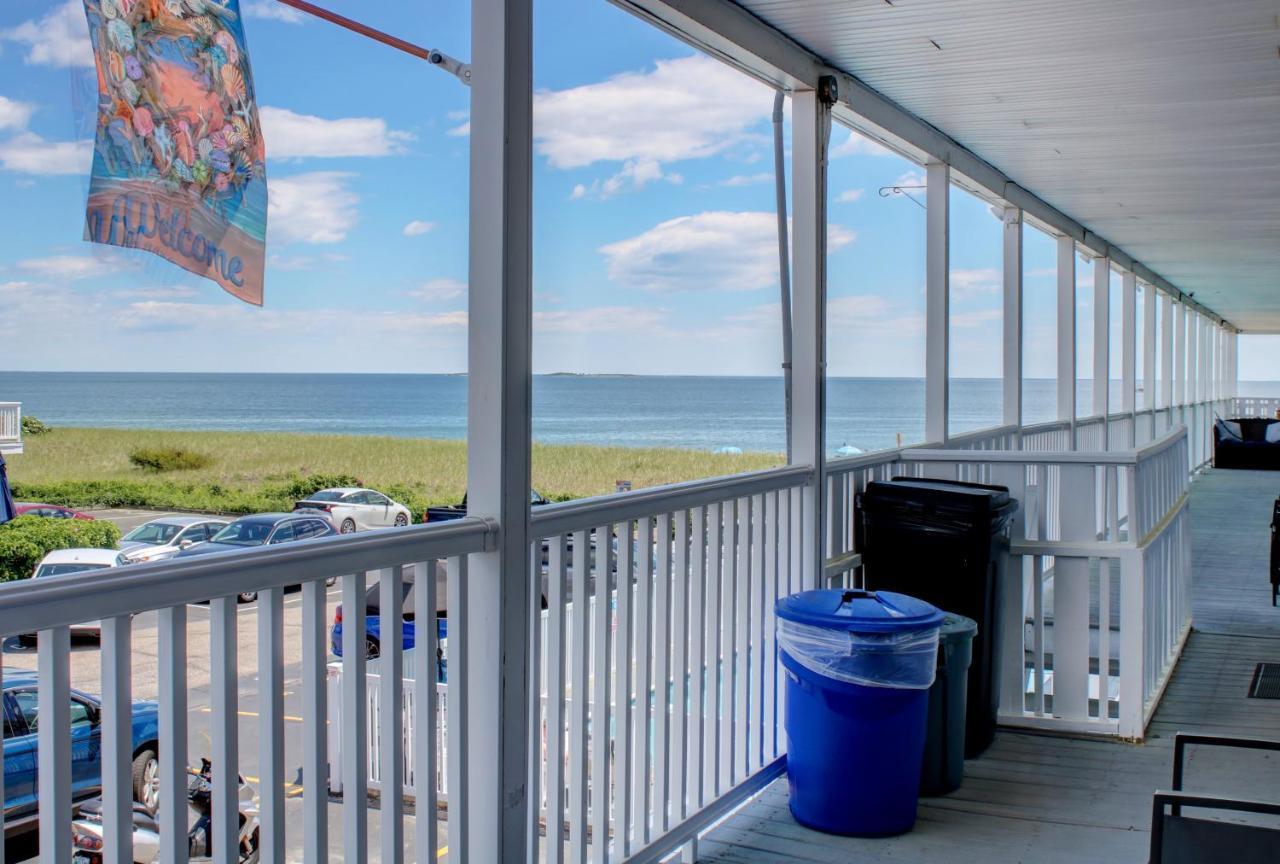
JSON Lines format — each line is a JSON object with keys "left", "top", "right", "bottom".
{"left": 778, "top": 618, "right": 940, "bottom": 689}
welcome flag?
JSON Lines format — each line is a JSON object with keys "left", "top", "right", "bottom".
{"left": 82, "top": 0, "right": 268, "bottom": 305}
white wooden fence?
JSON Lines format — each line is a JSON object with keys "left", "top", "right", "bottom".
{"left": 0, "top": 402, "right": 21, "bottom": 453}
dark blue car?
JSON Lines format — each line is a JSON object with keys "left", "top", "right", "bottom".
{"left": 3, "top": 670, "right": 160, "bottom": 833}
{"left": 331, "top": 564, "right": 447, "bottom": 680}
{"left": 174, "top": 511, "right": 337, "bottom": 602}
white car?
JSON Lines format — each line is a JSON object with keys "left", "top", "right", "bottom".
{"left": 116, "top": 516, "right": 230, "bottom": 564}
{"left": 294, "top": 488, "right": 412, "bottom": 534}
{"left": 24, "top": 548, "right": 123, "bottom": 639}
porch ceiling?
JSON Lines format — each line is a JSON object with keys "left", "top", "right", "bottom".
{"left": 731, "top": 0, "right": 1280, "bottom": 331}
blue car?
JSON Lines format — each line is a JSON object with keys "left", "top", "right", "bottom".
{"left": 3, "top": 670, "right": 160, "bottom": 834}
{"left": 330, "top": 565, "right": 447, "bottom": 681}
{"left": 174, "top": 511, "right": 338, "bottom": 603}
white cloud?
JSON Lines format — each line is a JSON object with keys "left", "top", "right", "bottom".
{"left": 242, "top": 0, "right": 307, "bottom": 23}
{"left": 831, "top": 129, "right": 893, "bottom": 158}
{"left": 0, "top": 96, "right": 33, "bottom": 132}
{"left": 402, "top": 220, "right": 436, "bottom": 237}
{"left": 407, "top": 278, "right": 466, "bottom": 302}
{"left": 600, "top": 210, "right": 853, "bottom": 293}
{"left": 266, "top": 252, "right": 349, "bottom": 272}
{"left": 535, "top": 306, "right": 666, "bottom": 333}
{"left": 720, "top": 173, "right": 772, "bottom": 188}
{"left": 259, "top": 107, "right": 411, "bottom": 159}
{"left": 0, "top": 132, "right": 92, "bottom": 175}
{"left": 836, "top": 188, "right": 865, "bottom": 203}
{"left": 534, "top": 55, "right": 770, "bottom": 176}
{"left": 950, "top": 267, "right": 1001, "bottom": 298}
{"left": 447, "top": 121, "right": 470, "bottom": 138}
{"left": 570, "top": 158, "right": 681, "bottom": 200}
{"left": 18, "top": 254, "right": 131, "bottom": 280}
{"left": 112, "top": 285, "right": 201, "bottom": 300}
{"left": 1, "top": 0, "right": 92, "bottom": 68}
{"left": 268, "top": 172, "right": 359, "bottom": 244}
{"left": 951, "top": 308, "right": 1002, "bottom": 328}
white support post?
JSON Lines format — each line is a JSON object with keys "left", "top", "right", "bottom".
{"left": 926, "top": 160, "right": 950, "bottom": 444}
{"left": 791, "top": 86, "right": 830, "bottom": 585}
{"left": 1002, "top": 207, "right": 1023, "bottom": 431}
{"left": 467, "top": 0, "right": 533, "bottom": 858}
{"left": 1230, "top": 331, "right": 1239, "bottom": 399}
{"left": 1121, "top": 270, "right": 1136, "bottom": 446}
{"left": 1092, "top": 257, "right": 1110, "bottom": 445}
{"left": 1172, "top": 301, "right": 1185, "bottom": 406}
{"left": 1161, "top": 293, "right": 1173, "bottom": 410}
{"left": 1056, "top": 236, "right": 1077, "bottom": 443}
{"left": 1185, "top": 307, "right": 1197, "bottom": 405}
{"left": 1142, "top": 279, "right": 1156, "bottom": 415}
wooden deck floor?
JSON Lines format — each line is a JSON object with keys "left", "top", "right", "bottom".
{"left": 697, "top": 468, "right": 1280, "bottom": 863}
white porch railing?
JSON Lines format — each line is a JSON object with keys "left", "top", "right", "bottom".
{"left": 0, "top": 402, "right": 21, "bottom": 454}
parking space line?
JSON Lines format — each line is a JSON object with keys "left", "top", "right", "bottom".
{"left": 241, "top": 774, "right": 305, "bottom": 798}
{"left": 197, "top": 706, "right": 305, "bottom": 723}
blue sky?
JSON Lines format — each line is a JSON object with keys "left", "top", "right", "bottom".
{"left": 0, "top": 0, "right": 1260, "bottom": 381}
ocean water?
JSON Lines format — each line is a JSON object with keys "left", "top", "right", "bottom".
{"left": 0, "top": 372, "right": 1269, "bottom": 454}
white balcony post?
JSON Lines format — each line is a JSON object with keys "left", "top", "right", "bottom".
{"left": 1160, "top": 293, "right": 1173, "bottom": 411}
{"left": 1172, "top": 300, "right": 1185, "bottom": 407}
{"left": 926, "top": 160, "right": 950, "bottom": 444}
{"left": 1092, "top": 257, "right": 1110, "bottom": 445}
{"left": 1230, "top": 330, "right": 1239, "bottom": 399}
{"left": 1121, "top": 270, "right": 1136, "bottom": 446}
{"left": 1002, "top": 207, "right": 1023, "bottom": 431}
{"left": 791, "top": 86, "right": 830, "bottom": 586}
{"left": 1185, "top": 307, "right": 1197, "bottom": 405}
{"left": 466, "top": 0, "right": 534, "bottom": 858}
{"left": 1057, "top": 236, "right": 1077, "bottom": 445}
{"left": 1142, "top": 279, "right": 1156, "bottom": 415}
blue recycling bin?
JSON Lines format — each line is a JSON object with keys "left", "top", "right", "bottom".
{"left": 777, "top": 589, "right": 945, "bottom": 836}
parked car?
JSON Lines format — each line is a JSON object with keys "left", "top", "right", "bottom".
{"left": 2, "top": 669, "right": 160, "bottom": 835}
{"left": 173, "top": 513, "right": 337, "bottom": 603}
{"left": 116, "top": 516, "right": 230, "bottom": 564}
{"left": 294, "top": 488, "right": 412, "bottom": 533}
{"left": 331, "top": 561, "right": 446, "bottom": 659}
{"left": 19, "top": 549, "right": 124, "bottom": 642}
{"left": 13, "top": 503, "right": 94, "bottom": 520}
{"left": 422, "top": 489, "right": 549, "bottom": 523}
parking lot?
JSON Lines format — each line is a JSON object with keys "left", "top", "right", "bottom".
{"left": 4, "top": 509, "right": 450, "bottom": 862}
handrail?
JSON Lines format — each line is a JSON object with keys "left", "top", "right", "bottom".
{"left": 530, "top": 464, "right": 812, "bottom": 537}
{"left": 0, "top": 516, "right": 495, "bottom": 635}
{"left": 903, "top": 424, "right": 1187, "bottom": 466}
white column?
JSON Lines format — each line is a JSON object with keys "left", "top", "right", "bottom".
{"left": 1161, "top": 293, "right": 1173, "bottom": 410}
{"left": 1002, "top": 207, "right": 1023, "bottom": 429}
{"left": 466, "top": 0, "right": 533, "bottom": 856}
{"left": 1057, "top": 236, "right": 1077, "bottom": 437}
{"left": 1121, "top": 270, "right": 1136, "bottom": 445}
{"left": 1185, "top": 306, "right": 1196, "bottom": 404}
{"left": 1172, "top": 301, "right": 1185, "bottom": 406}
{"left": 926, "top": 160, "right": 950, "bottom": 444}
{"left": 1142, "top": 280, "right": 1156, "bottom": 412}
{"left": 1231, "top": 331, "right": 1239, "bottom": 398}
{"left": 791, "top": 87, "right": 829, "bottom": 585}
{"left": 1092, "top": 258, "right": 1110, "bottom": 436}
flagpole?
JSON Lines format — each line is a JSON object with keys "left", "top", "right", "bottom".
{"left": 272, "top": 0, "right": 470, "bottom": 83}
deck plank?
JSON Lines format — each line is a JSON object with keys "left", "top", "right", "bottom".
{"left": 697, "top": 467, "right": 1280, "bottom": 862}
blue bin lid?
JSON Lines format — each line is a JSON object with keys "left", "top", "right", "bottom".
{"left": 776, "top": 589, "right": 945, "bottom": 633}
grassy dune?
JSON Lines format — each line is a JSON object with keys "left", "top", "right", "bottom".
{"left": 7, "top": 427, "right": 782, "bottom": 515}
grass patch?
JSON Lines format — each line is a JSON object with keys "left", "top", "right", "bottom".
{"left": 8, "top": 427, "right": 782, "bottom": 517}
{"left": 129, "top": 446, "right": 214, "bottom": 472}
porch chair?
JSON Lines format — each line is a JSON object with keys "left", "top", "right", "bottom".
{"left": 1149, "top": 732, "right": 1280, "bottom": 863}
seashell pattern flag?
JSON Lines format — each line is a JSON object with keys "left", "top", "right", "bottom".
{"left": 82, "top": 0, "right": 268, "bottom": 305}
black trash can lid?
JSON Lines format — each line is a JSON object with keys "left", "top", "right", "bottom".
{"left": 938, "top": 613, "right": 978, "bottom": 640}
{"left": 862, "top": 478, "right": 1013, "bottom": 512}
{"left": 776, "top": 589, "right": 944, "bottom": 634}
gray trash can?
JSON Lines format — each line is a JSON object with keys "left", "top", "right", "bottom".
{"left": 920, "top": 613, "right": 977, "bottom": 796}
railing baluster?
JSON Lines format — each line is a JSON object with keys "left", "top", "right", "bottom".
{"left": 705, "top": 502, "right": 723, "bottom": 799}
{"left": 763, "top": 492, "right": 779, "bottom": 761}
{"left": 633, "top": 516, "right": 654, "bottom": 847}
{"left": 653, "top": 513, "right": 672, "bottom": 833}
{"left": 1097, "top": 561, "right": 1111, "bottom": 721}
{"left": 446, "top": 556, "right": 468, "bottom": 863}
{"left": 671, "top": 510, "right": 689, "bottom": 831}
{"left": 341, "top": 573, "right": 368, "bottom": 863}
{"left": 38, "top": 626, "right": 71, "bottom": 864}
{"left": 158, "top": 605, "right": 188, "bottom": 864}
{"left": 687, "top": 506, "right": 707, "bottom": 818}
{"left": 259, "top": 586, "right": 286, "bottom": 864}
{"left": 719, "top": 501, "right": 735, "bottom": 792}
{"left": 545, "top": 536, "right": 567, "bottom": 864}
{"left": 590, "top": 525, "right": 613, "bottom": 864}
{"left": 1032, "top": 556, "right": 1045, "bottom": 715}
{"left": 101, "top": 615, "right": 131, "bottom": 864}
{"left": 417, "top": 561, "right": 440, "bottom": 864}
{"left": 614, "top": 521, "right": 634, "bottom": 858}
{"left": 526, "top": 544, "right": 542, "bottom": 864}
{"left": 380, "top": 566, "right": 405, "bottom": 863}
{"left": 210, "top": 596, "right": 239, "bottom": 864}
{"left": 734, "top": 497, "right": 752, "bottom": 781}
{"left": 751, "top": 494, "right": 766, "bottom": 771}
{"left": 568, "top": 529, "right": 590, "bottom": 864}
{"left": 302, "top": 579, "right": 329, "bottom": 864}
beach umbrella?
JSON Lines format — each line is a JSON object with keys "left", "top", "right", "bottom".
{"left": 0, "top": 453, "right": 15, "bottom": 526}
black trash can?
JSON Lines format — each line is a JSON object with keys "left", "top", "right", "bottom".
{"left": 857, "top": 478, "right": 1017, "bottom": 757}
{"left": 920, "top": 613, "right": 977, "bottom": 796}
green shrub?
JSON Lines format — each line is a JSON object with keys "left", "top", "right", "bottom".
{"left": 275, "top": 473, "right": 362, "bottom": 499}
{"left": 21, "top": 415, "right": 51, "bottom": 435}
{"left": 128, "top": 447, "right": 214, "bottom": 472}
{"left": 0, "top": 516, "right": 121, "bottom": 582}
